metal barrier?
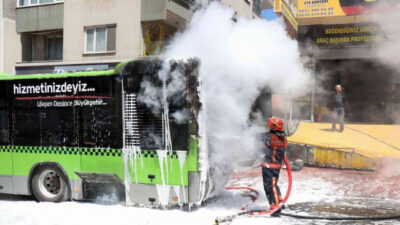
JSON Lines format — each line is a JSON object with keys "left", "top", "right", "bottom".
{"left": 288, "top": 142, "right": 377, "bottom": 171}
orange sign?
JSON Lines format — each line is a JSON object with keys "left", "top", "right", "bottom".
{"left": 298, "top": 0, "right": 345, "bottom": 18}
{"left": 298, "top": 0, "right": 400, "bottom": 18}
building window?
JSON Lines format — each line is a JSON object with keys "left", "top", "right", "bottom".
{"left": 45, "top": 36, "right": 63, "bottom": 60}
{"left": 84, "top": 25, "right": 116, "bottom": 54}
{"left": 18, "top": 0, "right": 63, "bottom": 7}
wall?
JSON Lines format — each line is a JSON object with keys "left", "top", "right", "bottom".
{"left": 63, "top": 0, "right": 143, "bottom": 63}
{"left": 219, "top": 0, "right": 255, "bottom": 19}
{"left": 1, "top": 0, "right": 21, "bottom": 74}
{"left": 3, "top": 18, "right": 21, "bottom": 74}
{"left": 16, "top": 3, "right": 64, "bottom": 33}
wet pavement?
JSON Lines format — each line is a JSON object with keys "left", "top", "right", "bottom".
{"left": 287, "top": 198, "right": 400, "bottom": 218}
{"left": 225, "top": 164, "right": 400, "bottom": 225}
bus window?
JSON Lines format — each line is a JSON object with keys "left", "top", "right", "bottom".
{"left": 136, "top": 102, "right": 163, "bottom": 149}
{"left": 40, "top": 108, "right": 78, "bottom": 147}
{"left": 82, "top": 106, "right": 113, "bottom": 148}
{"left": 78, "top": 76, "right": 121, "bottom": 148}
{"left": 13, "top": 109, "right": 41, "bottom": 146}
{"left": 11, "top": 82, "right": 79, "bottom": 147}
{"left": 170, "top": 122, "right": 189, "bottom": 150}
{"left": 0, "top": 82, "right": 8, "bottom": 145}
{"left": 0, "top": 103, "right": 8, "bottom": 145}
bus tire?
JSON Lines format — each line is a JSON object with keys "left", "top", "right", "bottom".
{"left": 31, "top": 164, "right": 70, "bottom": 203}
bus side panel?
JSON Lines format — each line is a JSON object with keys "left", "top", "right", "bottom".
{"left": 3, "top": 73, "right": 124, "bottom": 198}
{"left": 80, "top": 148, "right": 124, "bottom": 180}
{"left": 9, "top": 77, "right": 83, "bottom": 194}
{"left": 12, "top": 146, "right": 82, "bottom": 194}
{"left": 78, "top": 75, "right": 124, "bottom": 181}
{"left": 129, "top": 151, "right": 189, "bottom": 186}
{"left": 0, "top": 80, "right": 14, "bottom": 194}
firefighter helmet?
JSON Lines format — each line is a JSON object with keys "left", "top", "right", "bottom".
{"left": 268, "top": 117, "right": 284, "bottom": 131}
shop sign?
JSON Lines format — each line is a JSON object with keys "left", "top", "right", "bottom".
{"left": 298, "top": 0, "right": 399, "bottom": 18}
{"left": 313, "top": 23, "right": 384, "bottom": 48}
{"left": 282, "top": 0, "right": 298, "bottom": 31}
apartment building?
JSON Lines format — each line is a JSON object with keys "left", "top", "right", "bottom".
{"left": 14, "top": 0, "right": 193, "bottom": 74}
{"left": 13, "top": 0, "right": 264, "bottom": 75}
{"left": 0, "top": 0, "right": 20, "bottom": 74}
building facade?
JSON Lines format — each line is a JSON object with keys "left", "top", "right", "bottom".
{"left": 14, "top": 0, "right": 194, "bottom": 75}
{"left": 277, "top": 0, "right": 400, "bottom": 124}
{"left": 13, "top": 0, "right": 262, "bottom": 75}
{"left": 220, "top": 0, "right": 262, "bottom": 19}
{"left": 0, "top": 0, "right": 21, "bottom": 74}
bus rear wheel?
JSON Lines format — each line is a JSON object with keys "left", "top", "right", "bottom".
{"left": 31, "top": 165, "right": 70, "bottom": 202}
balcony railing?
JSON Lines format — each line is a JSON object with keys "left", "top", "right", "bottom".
{"left": 18, "top": 0, "right": 63, "bottom": 8}
{"left": 171, "top": 0, "right": 195, "bottom": 9}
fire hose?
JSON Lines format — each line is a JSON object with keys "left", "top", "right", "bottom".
{"left": 214, "top": 156, "right": 292, "bottom": 224}
{"left": 215, "top": 156, "right": 400, "bottom": 224}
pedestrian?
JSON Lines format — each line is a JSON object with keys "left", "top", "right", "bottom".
{"left": 261, "top": 117, "right": 287, "bottom": 217}
{"left": 331, "top": 84, "right": 345, "bottom": 132}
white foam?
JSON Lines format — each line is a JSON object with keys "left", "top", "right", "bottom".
{"left": 176, "top": 151, "right": 187, "bottom": 170}
{"left": 173, "top": 185, "right": 182, "bottom": 205}
{"left": 122, "top": 149, "right": 133, "bottom": 206}
{"left": 176, "top": 151, "right": 188, "bottom": 203}
{"left": 156, "top": 184, "right": 171, "bottom": 208}
{"left": 156, "top": 150, "right": 168, "bottom": 185}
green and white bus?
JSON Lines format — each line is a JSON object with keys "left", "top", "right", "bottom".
{"left": 0, "top": 58, "right": 206, "bottom": 207}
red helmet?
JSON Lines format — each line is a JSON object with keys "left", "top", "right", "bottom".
{"left": 268, "top": 117, "right": 284, "bottom": 131}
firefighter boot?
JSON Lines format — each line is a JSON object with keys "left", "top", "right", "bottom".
{"left": 270, "top": 204, "right": 281, "bottom": 217}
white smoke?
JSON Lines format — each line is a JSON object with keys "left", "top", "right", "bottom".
{"left": 137, "top": 61, "right": 188, "bottom": 121}
{"left": 161, "top": 2, "right": 310, "bottom": 199}
{"left": 371, "top": 10, "right": 400, "bottom": 124}
{"left": 372, "top": 11, "right": 400, "bottom": 71}
{"left": 137, "top": 80, "right": 163, "bottom": 114}
{"left": 193, "top": 0, "right": 208, "bottom": 9}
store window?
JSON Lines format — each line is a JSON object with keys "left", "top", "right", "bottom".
{"left": 84, "top": 25, "right": 116, "bottom": 54}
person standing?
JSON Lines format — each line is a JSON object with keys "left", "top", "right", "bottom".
{"left": 261, "top": 117, "right": 287, "bottom": 217}
{"left": 332, "top": 84, "right": 345, "bottom": 132}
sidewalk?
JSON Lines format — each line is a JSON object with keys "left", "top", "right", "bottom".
{"left": 287, "top": 122, "right": 400, "bottom": 170}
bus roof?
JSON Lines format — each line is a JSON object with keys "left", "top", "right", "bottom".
{"left": 0, "top": 59, "right": 134, "bottom": 81}
{"left": 0, "top": 57, "right": 178, "bottom": 81}
{"left": 0, "top": 69, "right": 117, "bottom": 81}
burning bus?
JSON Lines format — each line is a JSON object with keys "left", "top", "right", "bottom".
{"left": 0, "top": 58, "right": 213, "bottom": 207}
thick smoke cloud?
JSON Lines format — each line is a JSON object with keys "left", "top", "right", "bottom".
{"left": 372, "top": 12, "right": 400, "bottom": 71}
{"left": 161, "top": 2, "right": 310, "bottom": 198}
{"left": 371, "top": 11, "right": 400, "bottom": 124}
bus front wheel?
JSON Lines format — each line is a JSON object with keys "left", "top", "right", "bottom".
{"left": 31, "top": 164, "right": 70, "bottom": 202}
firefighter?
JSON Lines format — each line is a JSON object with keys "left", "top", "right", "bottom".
{"left": 261, "top": 116, "right": 287, "bottom": 217}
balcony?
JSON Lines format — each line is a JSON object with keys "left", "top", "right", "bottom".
{"left": 141, "top": 0, "right": 194, "bottom": 55}
{"left": 16, "top": 2, "right": 64, "bottom": 33}
{"left": 141, "top": 0, "right": 193, "bottom": 27}
{"left": 21, "top": 31, "right": 63, "bottom": 62}
{"left": 171, "top": 0, "right": 195, "bottom": 9}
